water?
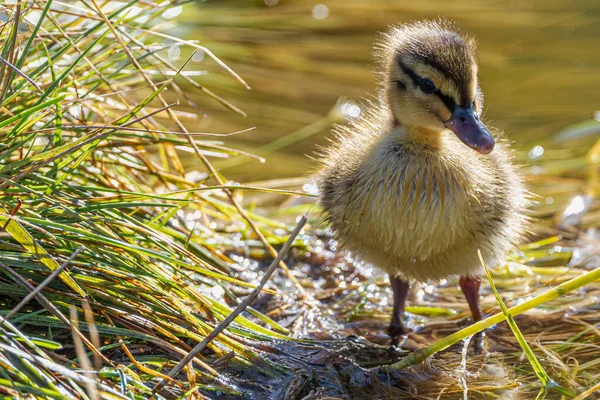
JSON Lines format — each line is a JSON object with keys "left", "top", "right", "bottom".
{"left": 176, "top": 0, "right": 600, "bottom": 181}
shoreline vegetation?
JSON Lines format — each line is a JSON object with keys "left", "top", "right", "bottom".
{"left": 0, "top": 1, "right": 600, "bottom": 399}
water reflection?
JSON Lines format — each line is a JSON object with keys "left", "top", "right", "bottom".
{"left": 174, "top": 0, "right": 600, "bottom": 180}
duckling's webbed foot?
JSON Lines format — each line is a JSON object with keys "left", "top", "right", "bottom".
{"left": 388, "top": 276, "right": 410, "bottom": 346}
{"left": 388, "top": 324, "right": 410, "bottom": 347}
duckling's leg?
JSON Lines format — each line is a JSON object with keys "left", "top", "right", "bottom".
{"left": 460, "top": 275, "right": 485, "bottom": 352}
{"left": 389, "top": 276, "right": 410, "bottom": 346}
{"left": 459, "top": 275, "right": 482, "bottom": 322}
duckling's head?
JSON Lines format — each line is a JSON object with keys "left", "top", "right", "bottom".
{"left": 378, "top": 20, "right": 494, "bottom": 154}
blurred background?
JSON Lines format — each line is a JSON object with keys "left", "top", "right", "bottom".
{"left": 162, "top": 0, "right": 600, "bottom": 181}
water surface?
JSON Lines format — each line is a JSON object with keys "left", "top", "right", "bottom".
{"left": 177, "top": 0, "right": 600, "bottom": 180}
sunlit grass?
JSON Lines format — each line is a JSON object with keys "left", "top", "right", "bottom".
{"left": 0, "top": 1, "right": 303, "bottom": 398}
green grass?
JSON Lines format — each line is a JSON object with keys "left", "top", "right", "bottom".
{"left": 0, "top": 2, "right": 304, "bottom": 398}
{"left": 1, "top": 1, "right": 600, "bottom": 399}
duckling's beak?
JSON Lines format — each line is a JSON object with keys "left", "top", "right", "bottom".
{"left": 444, "top": 105, "right": 495, "bottom": 154}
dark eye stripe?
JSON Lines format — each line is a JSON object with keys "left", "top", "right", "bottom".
{"left": 399, "top": 63, "right": 421, "bottom": 86}
{"left": 434, "top": 90, "right": 456, "bottom": 111}
{"left": 399, "top": 62, "right": 456, "bottom": 112}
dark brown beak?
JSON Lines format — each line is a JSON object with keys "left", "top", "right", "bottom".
{"left": 444, "top": 105, "right": 494, "bottom": 154}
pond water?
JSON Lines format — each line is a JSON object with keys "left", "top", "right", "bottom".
{"left": 176, "top": 0, "right": 600, "bottom": 181}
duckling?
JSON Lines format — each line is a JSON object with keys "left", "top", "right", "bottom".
{"left": 317, "top": 20, "right": 528, "bottom": 346}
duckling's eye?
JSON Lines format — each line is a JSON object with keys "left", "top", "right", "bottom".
{"left": 418, "top": 78, "right": 436, "bottom": 94}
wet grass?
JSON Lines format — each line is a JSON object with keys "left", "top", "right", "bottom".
{"left": 1, "top": 1, "right": 600, "bottom": 399}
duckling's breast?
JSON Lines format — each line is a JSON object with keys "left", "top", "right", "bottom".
{"left": 339, "top": 141, "right": 474, "bottom": 262}
{"left": 318, "top": 129, "right": 526, "bottom": 280}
